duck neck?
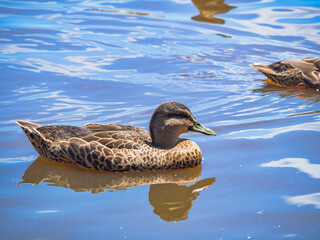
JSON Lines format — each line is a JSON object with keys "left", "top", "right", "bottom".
{"left": 149, "top": 117, "right": 181, "bottom": 148}
{"left": 150, "top": 129, "right": 180, "bottom": 149}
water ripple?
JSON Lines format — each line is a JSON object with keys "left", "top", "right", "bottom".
{"left": 1, "top": 0, "right": 320, "bottom": 239}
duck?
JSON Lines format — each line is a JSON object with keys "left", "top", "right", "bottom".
{"left": 250, "top": 57, "right": 320, "bottom": 90}
{"left": 17, "top": 101, "right": 216, "bottom": 172}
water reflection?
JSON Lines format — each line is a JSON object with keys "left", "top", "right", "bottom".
{"left": 227, "top": 120, "right": 320, "bottom": 140}
{"left": 149, "top": 178, "right": 215, "bottom": 222}
{"left": 261, "top": 158, "right": 320, "bottom": 179}
{"left": 19, "top": 157, "right": 202, "bottom": 192}
{"left": 191, "top": 0, "right": 236, "bottom": 24}
{"left": 232, "top": 4, "right": 320, "bottom": 44}
{"left": 84, "top": 8, "right": 162, "bottom": 17}
{"left": 253, "top": 83, "right": 320, "bottom": 103}
{"left": 283, "top": 192, "right": 320, "bottom": 209}
{"left": 19, "top": 157, "right": 215, "bottom": 221}
{"left": 262, "top": 158, "right": 320, "bottom": 210}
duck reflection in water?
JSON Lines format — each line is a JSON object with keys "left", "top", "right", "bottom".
{"left": 191, "top": 0, "right": 236, "bottom": 24}
{"left": 149, "top": 178, "right": 214, "bottom": 222}
{"left": 253, "top": 83, "right": 320, "bottom": 103}
{"left": 19, "top": 157, "right": 215, "bottom": 222}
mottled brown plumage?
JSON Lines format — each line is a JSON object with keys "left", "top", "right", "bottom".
{"left": 17, "top": 102, "right": 216, "bottom": 172}
{"left": 250, "top": 57, "right": 320, "bottom": 89}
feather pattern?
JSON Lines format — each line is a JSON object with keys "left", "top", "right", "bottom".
{"left": 251, "top": 57, "right": 320, "bottom": 89}
{"left": 17, "top": 102, "right": 215, "bottom": 172}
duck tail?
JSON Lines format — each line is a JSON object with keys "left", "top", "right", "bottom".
{"left": 250, "top": 64, "right": 276, "bottom": 75}
{"left": 17, "top": 120, "right": 44, "bottom": 136}
{"left": 16, "top": 120, "right": 46, "bottom": 149}
{"left": 16, "top": 120, "right": 42, "bottom": 130}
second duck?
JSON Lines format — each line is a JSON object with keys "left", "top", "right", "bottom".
{"left": 251, "top": 57, "right": 320, "bottom": 89}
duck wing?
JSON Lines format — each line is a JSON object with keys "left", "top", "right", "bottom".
{"left": 18, "top": 121, "right": 154, "bottom": 171}
{"left": 17, "top": 120, "right": 93, "bottom": 143}
{"left": 58, "top": 127, "right": 153, "bottom": 171}
{"left": 84, "top": 123, "right": 149, "bottom": 137}
{"left": 80, "top": 129, "right": 150, "bottom": 150}
{"left": 43, "top": 124, "right": 151, "bottom": 171}
{"left": 37, "top": 125, "right": 92, "bottom": 142}
{"left": 283, "top": 58, "right": 319, "bottom": 73}
{"left": 291, "top": 58, "right": 320, "bottom": 89}
{"left": 302, "top": 57, "right": 320, "bottom": 67}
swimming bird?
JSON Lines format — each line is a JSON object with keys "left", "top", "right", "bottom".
{"left": 17, "top": 101, "right": 216, "bottom": 172}
{"left": 250, "top": 57, "right": 320, "bottom": 90}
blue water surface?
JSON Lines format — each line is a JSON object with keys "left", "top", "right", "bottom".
{"left": 0, "top": 0, "right": 320, "bottom": 239}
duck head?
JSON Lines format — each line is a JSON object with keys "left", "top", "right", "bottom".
{"left": 149, "top": 101, "right": 216, "bottom": 148}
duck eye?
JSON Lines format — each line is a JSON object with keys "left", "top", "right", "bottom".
{"left": 189, "top": 122, "right": 199, "bottom": 131}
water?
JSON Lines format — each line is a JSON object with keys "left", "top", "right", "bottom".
{"left": 1, "top": 0, "right": 320, "bottom": 239}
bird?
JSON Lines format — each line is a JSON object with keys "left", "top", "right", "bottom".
{"left": 250, "top": 57, "right": 320, "bottom": 90}
{"left": 17, "top": 101, "right": 216, "bottom": 172}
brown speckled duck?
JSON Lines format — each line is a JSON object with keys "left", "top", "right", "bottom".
{"left": 250, "top": 57, "right": 320, "bottom": 90}
{"left": 17, "top": 101, "right": 216, "bottom": 172}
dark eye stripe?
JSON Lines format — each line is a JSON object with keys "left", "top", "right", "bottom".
{"left": 166, "top": 112, "right": 194, "bottom": 121}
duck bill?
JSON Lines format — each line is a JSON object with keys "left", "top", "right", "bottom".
{"left": 192, "top": 123, "right": 216, "bottom": 136}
